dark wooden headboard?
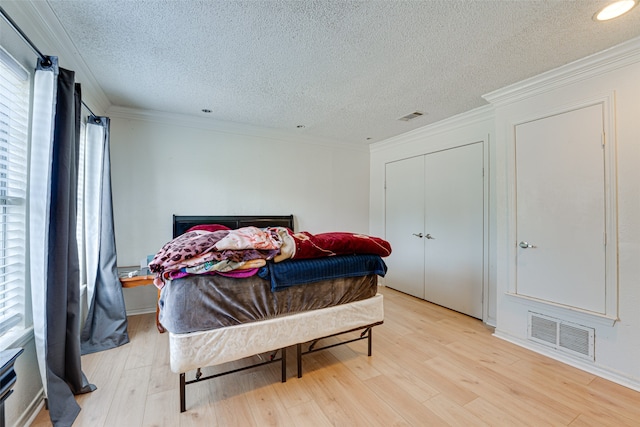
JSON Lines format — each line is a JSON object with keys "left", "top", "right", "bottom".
{"left": 173, "top": 215, "right": 294, "bottom": 238}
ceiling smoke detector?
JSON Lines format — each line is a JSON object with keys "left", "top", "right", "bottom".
{"left": 398, "top": 111, "right": 425, "bottom": 121}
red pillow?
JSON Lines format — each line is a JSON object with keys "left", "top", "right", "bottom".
{"left": 292, "top": 231, "right": 392, "bottom": 258}
{"left": 186, "top": 224, "right": 231, "bottom": 233}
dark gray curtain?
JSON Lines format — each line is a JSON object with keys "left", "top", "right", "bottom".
{"left": 45, "top": 64, "right": 96, "bottom": 425}
{"left": 80, "top": 116, "right": 129, "bottom": 354}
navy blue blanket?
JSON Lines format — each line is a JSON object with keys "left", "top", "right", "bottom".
{"left": 258, "top": 254, "right": 387, "bottom": 291}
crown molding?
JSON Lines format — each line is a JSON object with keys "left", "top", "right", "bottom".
{"left": 369, "top": 104, "right": 494, "bottom": 153}
{"left": 8, "top": 1, "right": 112, "bottom": 114}
{"left": 483, "top": 35, "right": 640, "bottom": 107}
{"left": 107, "top": 106, "right": 368, "bottom": 152}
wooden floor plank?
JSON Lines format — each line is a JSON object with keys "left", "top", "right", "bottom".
{"left": 423, "top": 393, "right": 492, "bottom": 427}
{"left": 364, "top": 347, "right": 440, "bottom": 403}
{"left": 240, "top": 369, "right": 296, "bottom": 427}
{"left": 286, "top": 400, "right": 334, "bottom": 427}
{"left": 142, "top": 388, "right": 181, "bottom": 427}
{"left": 363, "top": 374, "right": 448, "bottom": 426}
{"left": 326, "top": 340, "right": 381, "bottom": 381}
{"left": 264, "top": 351, "right": 314, "bottom": 409}
{"left": 31, "top": 287, "right": 640, "bottom": 426}
{"left": 425, "top": 351, "right": 579, "bottom": 425}
{"left": 147, "top": 331, "right": 175, "bottom": 396}
{"left": 299, "top": 351, "right": 408, "bottom": 427}
{"left": 71, "top": 340, "right": 132, "bottom": 427}
{"left": 124, "top": 313, "right": 159, "bottom": 371}
{"left": 464, "top": 397, "right": 533, "bottom": 427}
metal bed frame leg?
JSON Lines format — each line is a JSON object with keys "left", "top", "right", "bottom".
{"left": 180, "top": 373, "right": 186, "bottom": 413}
{"left": 177, "top": 324, "right": 381, "bottom": 413}
{"left": 296, "top": 343, "right": 302, "bottom": 378}
{"left": 281, "top": 347, "right": 287, "bottom": 382}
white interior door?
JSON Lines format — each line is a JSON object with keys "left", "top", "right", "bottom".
{"left": 515, "top": 104, "right": 606, "bottom": 313}
{"left": 384, "top": 156, "right": 425, "bottom": 299}
{"left": 424, "top": 143, "right": 484, "bottom": 319}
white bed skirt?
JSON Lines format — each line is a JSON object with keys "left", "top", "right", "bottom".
{"left": 169, "top": 293, "right": 384, "bottom": 373}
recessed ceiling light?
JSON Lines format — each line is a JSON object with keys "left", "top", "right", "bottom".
{"left": 594, "top": 0, "right": 637, "bottom": 21}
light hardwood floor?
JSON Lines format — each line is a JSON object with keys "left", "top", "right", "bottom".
{"left": 31, "top": 286, "right": 640, "bottom": 426}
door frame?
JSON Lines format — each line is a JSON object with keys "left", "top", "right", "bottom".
{"left": 384, "top": 139, "right": 490, "bottom": 323}
{"left": 503, "top": 94, "right": 619, "bottom": 322}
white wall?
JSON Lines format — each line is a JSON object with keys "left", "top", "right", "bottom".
{"left": 488, "top": 38, "right": 640, "bottom": 390}
{"left": 109, "top": 110, "right": 371, "bottom": 313}
{"left": 369, "top": 107, "right": 496, "bottom": 325}
{"left": 371, "top": 35, "right": 640, "bottom": 391}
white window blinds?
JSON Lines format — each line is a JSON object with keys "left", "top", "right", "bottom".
{"left": 0, "top": 47, "right": 29, "bottom": 336}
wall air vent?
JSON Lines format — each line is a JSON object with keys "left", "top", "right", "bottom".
{"left": 528, "top": 312, "right": 595, "bottom": 361}
{"left": 398, "top": 111, "right": 424, "bottom": 121}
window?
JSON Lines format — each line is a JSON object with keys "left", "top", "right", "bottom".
{"left": 0, "top": 47, "right": 29, "bottom": 338}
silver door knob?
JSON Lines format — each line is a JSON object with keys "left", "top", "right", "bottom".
{"left": 519, "top": 241, "right": 536, "bottom": 248}
{"left": 412, "top": 233, "right": 423, "bottom": 238}
{"left": 425, "top": 234, "right": 435, "bottom": 240}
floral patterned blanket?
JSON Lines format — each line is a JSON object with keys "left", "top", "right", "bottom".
{"left": 149, "top": 225, "right": 391, "bottom": 289}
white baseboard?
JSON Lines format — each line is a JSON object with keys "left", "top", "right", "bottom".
{"left": 493, "top": 329, "right": 640, "bottom": 393}
{"left": 20, "top": 389, "right": 45, "bottom": 427}
{"left": 125, "top": 307, "right": 156, "bottom": 316}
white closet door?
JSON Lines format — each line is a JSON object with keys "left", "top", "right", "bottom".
{"left": 515, "top": 104, "right": 606, "bottom": 313}
{"left": 384, "top": 156, "right": 425, "bottom": 299}
{"left": 424, "top": 143, "right": 484, "bottom": 319}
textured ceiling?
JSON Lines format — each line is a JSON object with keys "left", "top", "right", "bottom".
{"left": 38, "top": 0, "right": 640, "bottom": 145}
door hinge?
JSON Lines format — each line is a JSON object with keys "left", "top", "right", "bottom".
{"left": 601, "top": 132, "right": 605, "bottom": 148}
{"left": 603, "top": 231, "right": 607, "bottom": 246}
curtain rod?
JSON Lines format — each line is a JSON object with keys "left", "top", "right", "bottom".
{"left": 0, "top": 5, "right": 98, "bottom": 118}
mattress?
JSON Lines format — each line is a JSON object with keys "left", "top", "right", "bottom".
{"left": 169, "top": 293, "right": 384, "bottom": 373}
{"left": 158, "top": 273, "right": 378, "bottom": 334}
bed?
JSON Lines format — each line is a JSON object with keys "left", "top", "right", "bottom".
{"left": 153, "top": 215, "right": 388, "bottom": 412}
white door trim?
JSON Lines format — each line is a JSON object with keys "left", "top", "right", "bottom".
{"left": 504, "top": 92, "right": 619, "bottom": 322}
